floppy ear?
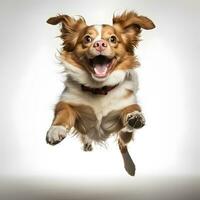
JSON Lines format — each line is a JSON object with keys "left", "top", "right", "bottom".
{"left": 113, "top": 11, "right": 155, "bottom": 48}
{"left": 113, "top": 11, "right": 155, "bottom": 30}
{"left": 47, "top": 15, "right": 87, "bottom": 51}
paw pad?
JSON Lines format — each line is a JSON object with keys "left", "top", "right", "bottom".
{"left": 127, "top": 111, "right": 145, "bottom": 129}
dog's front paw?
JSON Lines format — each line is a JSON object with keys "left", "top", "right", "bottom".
{"left": 126, "top": 111, "right": 145, "bottom": 129}
{"left": 46, "top": 125, "right": 67, "bottom": 145}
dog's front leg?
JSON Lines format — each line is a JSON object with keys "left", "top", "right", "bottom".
{"left": 121, "top": 104, "right": 145, "bottom": 131}
{"left": 46, "top": 101, "right": 77, "bottom": 145}
{"left": 118, "top": 104, "right": 145, "bottom": 176}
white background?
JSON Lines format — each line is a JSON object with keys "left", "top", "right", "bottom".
{"left": 0, "top": 0, "right": 199, "bottom": 188}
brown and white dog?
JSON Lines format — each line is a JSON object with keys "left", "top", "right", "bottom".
{"left": 46, "top": 11, "right": 155, "bottom": 176}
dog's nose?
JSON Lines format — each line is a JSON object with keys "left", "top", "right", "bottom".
{"left": 93, "top": 40, "right": 107, "bottom": 52}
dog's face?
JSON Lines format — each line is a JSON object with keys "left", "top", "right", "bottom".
{"left": 47, "top": 11, "right": 155, "bottom": 83}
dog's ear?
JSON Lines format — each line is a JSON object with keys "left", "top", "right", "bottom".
{"left": 113, "top": 11, "right": 155, "bottom": 48}
{"left": 113, "top": 11, "right": 155, "bottom": 30}
{"left": 47, "top": 15, "right": 87, "bottom": 51}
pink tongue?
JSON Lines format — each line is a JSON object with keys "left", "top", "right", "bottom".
{"left": 94, "top": 64, "right": 108, "bottom": 77}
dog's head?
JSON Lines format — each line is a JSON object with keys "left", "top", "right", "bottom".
{"left": 47, "top": 11, "right": 155, "bottom": 85}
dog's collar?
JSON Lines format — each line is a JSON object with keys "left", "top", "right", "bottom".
{"left": 81, "top": 84, "right": 118, "bottom": 95}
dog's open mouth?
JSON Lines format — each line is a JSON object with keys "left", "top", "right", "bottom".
{"left": 89, "top": 55, "right": 115, "bottom": 78}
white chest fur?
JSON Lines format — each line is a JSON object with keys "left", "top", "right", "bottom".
{"left": 59, "top": 69, "right": 139, "bottom": 141}
{"left": 60, "top": 72, "right": 138, "bottom": 122}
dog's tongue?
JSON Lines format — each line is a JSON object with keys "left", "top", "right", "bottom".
{"left": 94, "top": 64, "right": 108, "bottom": 77}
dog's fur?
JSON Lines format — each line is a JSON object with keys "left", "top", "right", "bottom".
{"left": 46, "top": 11, "right": 155, "bottom": 176}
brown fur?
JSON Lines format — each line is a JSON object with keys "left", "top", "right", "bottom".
{"left": 119, "top": 131, "right": 133, "bottom": 144}
{"left": 74, "top": 104, "right": 98, "bottom": 136}
{"left": 53, "top": 102, "right": 98, "bottom": 134}
{"left": 113, "top": 11, "right": 155, "bottom": 49}
{"left": 47, "top": 11, "right": 155, "bottom": 176}
{"left": 124, "top": 89, "right": 134, "bottom": 99}
{"left": 47, "top": 11, "right": 155, "bottom": 76}
{"left": 60, "top": 51, "right": 84, "bottom": 70}
{"left": 118, "top": 139, "right": 128, "bottom": 153}
{"left": 53, "top": 102, "right": 77, "bottom": 128}
{"left": 52, "top": 102, "right": 141, "bottom": 139}
{"left": 121, "top": 104, "right": 141, "bottom": 124}
{"left": 118, "top": 103, "right": 142, "bottom": 149}
{"left": 47, "top": 15, "right": 87, "bottom": 52}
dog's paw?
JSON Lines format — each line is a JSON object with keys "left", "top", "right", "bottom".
{"left": 46, "top": 125, "right": 67, "bottom": 145}
{"left": 126, "top": 111, "right": 145, "bottom": 129}
{"left": 83, "top": 143, "right": 93, "bottom": 152}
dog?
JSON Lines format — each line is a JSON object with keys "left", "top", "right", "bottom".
{"left": 46, "top": 11, "right": 155, "bottom": 176}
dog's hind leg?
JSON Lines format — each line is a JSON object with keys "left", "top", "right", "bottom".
{"left": 80, "top": 135, "right": 93, "bottom": 152}
{"left": 118, "top": 131, "right": 136, "bottom": 176}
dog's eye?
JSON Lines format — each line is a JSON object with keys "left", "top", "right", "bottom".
{"left": 109, "top": 35, "right": 117, "bottom": 44}
{"left": 83, "top": 35, "right": 92, "bottom": 43}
